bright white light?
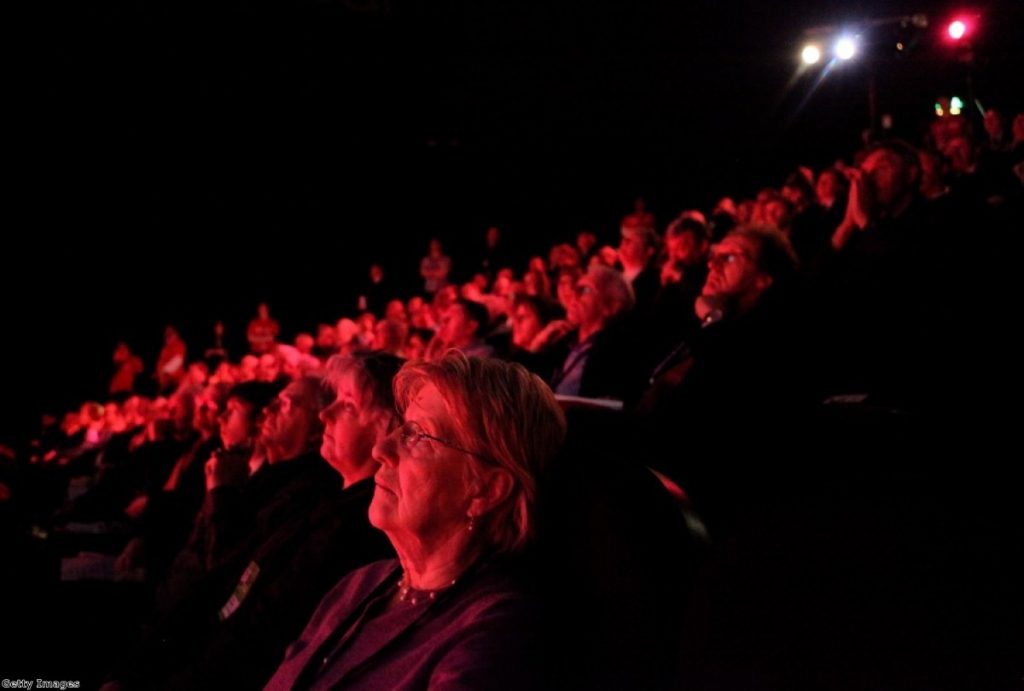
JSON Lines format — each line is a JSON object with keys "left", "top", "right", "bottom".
{"left": 948, "top": 20, "right": 967, "bottom": 40}
{"left": 801, "top": 44, "right": 822, "bottom": 65}
{"left": 834, "top": 37, "right": 857, "bottom": 60}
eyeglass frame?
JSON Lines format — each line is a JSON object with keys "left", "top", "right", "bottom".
{"left": 387, "top": 419, "right": 491, "bottom": 465}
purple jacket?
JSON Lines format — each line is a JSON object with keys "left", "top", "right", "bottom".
{"left": 264, "top": 558, "right": 539, "bottom": 691}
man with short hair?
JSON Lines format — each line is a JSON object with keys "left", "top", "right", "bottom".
{"left": 637, "top": 225, "right": 809, "bottom": 533}
{"left": 823, "top": 139, "right": 965, "bottom": 405}
{"left": 618, "top": 217, "right": 661, "bottom": 313}
{"left": 424, "top": 298, "right": 495, "bottom": 361}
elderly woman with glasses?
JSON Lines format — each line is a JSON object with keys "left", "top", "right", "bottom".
{"left": 264, "top": 352, "right": 567, "bottom": 691}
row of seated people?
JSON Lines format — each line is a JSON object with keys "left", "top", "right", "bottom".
{"left": 3, "top": 125, "right": 1021, "bottom": 689}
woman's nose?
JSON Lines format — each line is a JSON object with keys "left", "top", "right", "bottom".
{"left": 320, "top": 400, "right": 339, "bottom": 424}
{"left": 372, "top": 431, "right": 399, "bottom": 467}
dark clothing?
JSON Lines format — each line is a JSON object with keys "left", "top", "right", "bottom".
{"left": 788, "top": 203, "right": 832, "bottom": 274}
{"left": 265, "top": 559, "right": 540, "bottom": 691}
{"left": 628, "top": 263, "right": 661, "bottom": 317}
{"left": 158, "top": 452, "right": 336, "bottom": 615}
{"left": 133, "top": 479, "right": 394, "bottom": 691}
{"left": 635, "top": 287, "right": 818, "bottom": 535}
{"left": 551, "top": 314, "right": 650, "bottom": 402}
{"left": 137, "top": 435, "right": 221, "bottom": 581}
{"left": 816, "top": 195, "right": 966, "bottom": 408}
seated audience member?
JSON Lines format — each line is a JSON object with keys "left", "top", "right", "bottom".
{"left": 504, "top": 295, "right": 563, "bottom": 377}
{"left": 638, "top": 225, "right": 810, "bottom": 529}
{"left": 653, "top": 212, "right": 711, "bottom": 346}
{"left": 546, "top": 265, "right": 640, "bottom": 400}
{"left": 335, "top": 318, "right": 360, "bottom": 356}
{"left": 617, "top": 217, "right": 661, "bottom": 314}
{"left": 265, "top": 353, "right": 567, "bottom": 691}
{"left": 555, "top": 267, "right": 583, "bottom": 314}
{"left": 294, "top": 333, "right": 315, "bottom": 355}
{"left": 374, "top": 318, "right": 408, "bottom": 357}
{"left": 424, "top": 299, "right": 495, "bottom": 361}
{"left": 116, "top": 382, "right": 232, "bottom": 581}
{"left": 157, "top": 377, "right": 331, "bottom": 613}
{"left": 313, "top": 324, "right": 339, "bottom": 359}
{"left": 523, "top": 256, "right": 552, "bottom": 299}
{"left": 113, "top": 355, "right": 401, "bottom": 690}
{"left": 407, "top": 295, "right": 436, "bottom": 330}
{"left": 238, "top": 354, "right": 260, "bottom": 382}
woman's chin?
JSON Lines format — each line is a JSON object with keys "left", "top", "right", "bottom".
{"left": 368, "top": 492, "right": 395, "bottom": 530}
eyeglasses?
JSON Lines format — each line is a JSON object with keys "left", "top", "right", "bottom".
{"left": 389, "top": 419, "right": 489, "bottom": 463}
{"left": 707, "top": 251, "right": 751, "bottom": 268}
{"left": 575, "top": 284, "right": 595, "bottom": 297}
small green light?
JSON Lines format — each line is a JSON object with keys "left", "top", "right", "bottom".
{"left": 935, "top": 102, "right": 944, "bottom": 117}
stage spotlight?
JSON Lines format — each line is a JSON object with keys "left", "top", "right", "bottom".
{"left": 834, "top": 36, "right": 857, "bottom": 60}
{"left": 947, "top": 19, "right": 967, "bottom": 40}
{"left": 801, "top": 44, "right": 822, "bottom": 65}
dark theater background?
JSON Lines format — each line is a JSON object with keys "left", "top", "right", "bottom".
{"left": 2, "top": 0, "right": 1022, "bottom": 687}
{"left": 6, "top": 0, "right": 1020, "bottom": 439}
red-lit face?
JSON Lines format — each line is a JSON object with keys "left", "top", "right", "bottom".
{"left": 618, "top": 230, "right": 652, "bottom": 269}
{"left": 816, "top": 171, "right": 840, "bottom": 205}
{"left": 944, "top": 136, "right": 974, "bottom": 173}
{"left": 260, "top": 382, "right": 320, "bottom": 462}
{"left": 568, "top": 275, "right": 605, "bottom": 332}
{"left": 370, "top": 383, "right": 476, "bottom": 547}
{"left": 320, "top": 369, "right": 387, "bottom": 478}
{"left": 861, "top": 148, "right": 914, "bottom": 211}
{"left": 511, "top": 304, "right": 543, "bottom": 349}
{"left": 219, "top": 397, "right": 255, "bottom": 449}
{"left": 577, "top": 232, "right": 596, "bottom": 255}
{"left": 666, "top": 232, "right": 702, "bottom": 266}
{"left": 764, "top": 199, "right": 791, "bottom": 230}
{"left": 702, "top": 235, "right": 770, "bottom": 306}
{"left": 438, "top": 304, "right": 476, "bottom": 346}
{"left": 167, "top": 393, "right": 194, "bottom": 435}
{"left": 193, "top": 392, "right": 221, "bottom": 435}
{"left": 385, "top": 300, "right": 407, "bottom": 322}
{"left": 258, "top": 354, "right": 280, "bottom": 382}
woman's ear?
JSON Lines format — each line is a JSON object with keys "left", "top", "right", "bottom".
{"left": 467, "top": 467, "right": 515, "bottom": 518}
